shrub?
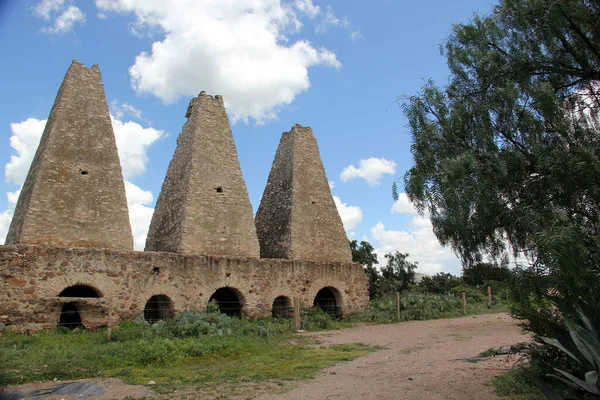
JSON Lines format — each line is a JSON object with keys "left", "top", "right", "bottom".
{"left": 449, "top": 285, "right": 486, "bottom": 303}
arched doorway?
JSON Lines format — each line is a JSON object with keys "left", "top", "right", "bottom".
{"left": 58, "top": 302, "right": 84, "bottom": 330}
{"left": 313, "top": 287, "right": 340, "bottom": 318}
{"left": 59, "top": 285, "right": 101, "bottom": 298}
{"left": 209, "top": 288, "right": 243, "bottom": 317}
{"left": 144, "top": 295, "right": 175, "bottom": 323}
{"left": 57, "top": 285, "right": 102, "bottom": 329}
{"left": 272, "top": 296, "right": 292, "bottom": 318}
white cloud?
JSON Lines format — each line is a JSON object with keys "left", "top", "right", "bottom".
{"left": 124, "top": 181, "right": 154, "bottom": 250}
{"left": 5, "top": 118, "right": 47, "bottom": 185}
{"left": 368, "top": 191, "right": 461, "bottom": 275}
{"left": 111, "top": 117, "right": 165, "bottom": 179}
{"left": 110, "top": 100, "right": 143, "bottom": 121}
{"left": 0, "top": 191, "right": 19, "bottom": 244}
{"left": 316, "top": 5, "right": 349, "bottom": 33}
{"left": 333, "top": 195, "right": 362, "bottom": 232}
{"left": 95, "top": 0, "right": 342, "bottom": 124}
{"left": 340, "top": 157, "right": 397, "bottom": 187}
{"left": 33, "top": 0, "right": 86, "bottom": 35}
{"left": 294, "top": 0, "right": 320, "bottom": 18}
{"left": 391, "top": 192, "right": 420, "bottom": 217}
{"left": 328, "top": 180, "right": 335, "bottom": 189}
{"left": 1, "top": 114, "right": 162, "bottom": 247}
{"left": 370, "top": 221, "right": 461, "bottom": 276}
{"left": 33, "top": 0, "right": 65, "bottom": 19}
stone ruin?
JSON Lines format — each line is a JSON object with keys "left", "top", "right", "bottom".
{"left": 0, "top": 61, "right": 368, "bottom": 332}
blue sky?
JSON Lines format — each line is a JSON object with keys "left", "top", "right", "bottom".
{"left": 0, "top": 0, "right": 495, "bottom": 275}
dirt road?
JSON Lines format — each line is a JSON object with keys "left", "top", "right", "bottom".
{"left": 1, "top": 314, "right": 528, "bottom": 400}
{"left": 262, "top": 313, "right": 528, "bottom": 400}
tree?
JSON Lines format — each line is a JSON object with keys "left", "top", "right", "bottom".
{"left": 399, "top": 0, "right": 600, "bottom": 381}
{"left": 379, "top": 252, "right": 418, "bottom": 294}
{"left": 350, "top": 240, "right": 379, "bottom": 299}
{"left": 419, "top": 272, "right": 463, "bottom": 294}
{"left": 461, "top": 263, "right": 511, "bottom": 286}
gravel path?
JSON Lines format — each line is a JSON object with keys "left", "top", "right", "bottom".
{"left": 261, "top": 313, "right": 529, "bottom": 400}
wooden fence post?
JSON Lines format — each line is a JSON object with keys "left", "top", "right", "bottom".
{"left": 396, "top": 292, "right": 401, "bottom": 321}
{"left": 462, "top": 292, "right": 467, "bottom": 314}
{"left": 488, "top": 286, "right": 492, "bottom": 306}
{"left": 293, "top": 297, "right": 300, "bottom": 331}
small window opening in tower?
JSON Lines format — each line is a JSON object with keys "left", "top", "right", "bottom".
{"left": 311, "top": 201, "right": 317, "bottom": 204}
{"left": 80, "top": 170, "right": 89, "bottom": 175}
{"left": 216, "top": 187, "right": 224, "bottom": 193}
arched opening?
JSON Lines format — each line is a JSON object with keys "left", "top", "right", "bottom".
{"left": 58, "top": 285, "right": 101, "bottom": 298}
{"left": 313, "top": 287, "right": 340, "bottom": 318}
{"left": 209, "top": 287, "right": 243, "bottom": 317}
{"left": 58, "top": 302, "right": 84, "bottom": 330}
{"left": 272, "top": 296, "right": 292, "bottom": 318}
{"left": 144, "top": 295, "right": 175, "bottom": 323}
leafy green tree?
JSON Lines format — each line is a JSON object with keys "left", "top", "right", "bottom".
{"left": 379, "top": 252, "right": 418, "bottom": 295}
{"left": 462, "top": 263, "right": 511, "bottom": 286}
{"left": 419, "top": 272, "right": 463, "bottom": 294}
{"left": 398, "top": 0, "right": 600, "bottom": 380}
{"left": 350, "top": 240, "right": 380, "bottom": 299}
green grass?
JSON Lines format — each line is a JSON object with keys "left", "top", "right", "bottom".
{"left": 0, "top": 316, "right": 377, "bottom": 393}
{"left": 347, "top": 293, "right": 510, "bottom": 324}
{"left": 490, "top": 368, "right": 545, "bottom": 400}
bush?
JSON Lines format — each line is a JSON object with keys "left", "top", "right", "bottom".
{"left": 449, "top": 285, "right": 486, "bottom": 303}
{"left": 419, "top": 273, "right": 463, "bottom": 294}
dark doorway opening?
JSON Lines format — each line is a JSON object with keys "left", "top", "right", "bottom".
{"left": 272, "top": 296, "right": 292, "bottom": 318}
{"left": 58, "top": 285, "right": 101, "bottom": 298}
{"left": 209, "top": 288, "right": 243, "bottom": 317}
{"left": 144, "top": 295, "right": 175, "bottom": 323}
{"left": 314, "top": 287, "right": 339, "bottom": 318}
{"left": 58, "top": 302, "right": 84, "bottom": 330}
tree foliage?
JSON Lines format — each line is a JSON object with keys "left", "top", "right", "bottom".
{"left": 379, "top": 252, "right": 418, "bottom": 294}
{"left": 419, "top": 272, "right": 463, "bottom": 294}
{"left": 350, "top": 240, "right": 380, "bottom": 299}
{"left": 462, "top": 263, "right": 511, "bottom": 286}
{"left": 400, "top": 0, "right": 600, "bottom": 381}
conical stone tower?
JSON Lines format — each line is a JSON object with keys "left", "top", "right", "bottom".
{"left": 5, "top": 60, "right": 133, "bottom": 250}
{"left": 145, "top": 92, "right": 260, "bottom": 257}
{"left": 255, "top": 124, "right": 352, "bottom": 262}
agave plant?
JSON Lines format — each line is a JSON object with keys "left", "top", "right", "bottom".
{"left": 541, "top": 309, "right": 600, "bottom": 396}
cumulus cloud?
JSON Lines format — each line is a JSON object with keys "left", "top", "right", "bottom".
{"left": 294, "top": 0, "right": 320, "bottom": 18}
{"left": 391, "top": 192, "right": 420, "bottom": 217}
{"left": 333, "top": 195, "right": 362, "bottom": 232}
{"left": 371, "top": 221, "right": 461, "bottom": 276}
{"left": 124, "top": 181, "right": 155, "bottom": 250}
{"left": 1, "top": 115, "right": 163, "bottom": 249}
{"left": 111, "top": 117, "right": 165, "bottom": 179}
{"left": 95, "top": 0, "right": 342, "bottom": 124}
{"left": 328, "top": 180, "right": 335, "bottom": 189}
{"left": 340, "top": 157, "right": 397, "bottom": 187}
{"left": 110, "top": 100, "right": 143, "bottom": 121}
{"left": 5, "top": 118, "right": 47, "bottom": 185}
{"left": 33, "top": 0, "right": 86, "bottom": 35}
{"left": 368, "top": 192, "right": 461, "bottom": 275}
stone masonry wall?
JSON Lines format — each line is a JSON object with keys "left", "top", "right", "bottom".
{"left": 6, "top": 61, "right": 133, "bottom": 250}
{"left": 255, "top": 125, "right": 352, "bottom": 263}
{"left": 0, "top": 245, "right": 368, "bottom": 333}
{"left": 145, "top": 92, "right": 259, "bottom": 257}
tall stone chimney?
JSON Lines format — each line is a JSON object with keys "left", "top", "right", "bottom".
{"left": 5, "top": 60, "right": 133, "bottom": 250}
{"left": 255, "top": 124, "right": 352, "bottom": 262}
{"left": 145, "top": 92, "right": 260, "bottom": 257}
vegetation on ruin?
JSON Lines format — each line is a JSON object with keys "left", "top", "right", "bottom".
{"left": 397, "top": 0, "right": 600, "bottom": 397}
{"left": 0, "top": 304, "right": 376, "bottom": 392}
